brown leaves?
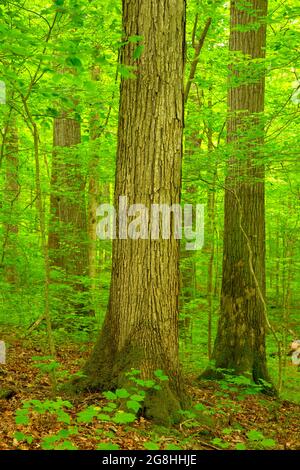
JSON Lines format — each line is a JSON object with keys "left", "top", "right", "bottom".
{"left": 0, "top": 339, "right": 299, "bottom": 450}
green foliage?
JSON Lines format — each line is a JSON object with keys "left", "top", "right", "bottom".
{"left": 76, "top": 406, "right": 99, "bottom": 424}
{"left": 246, "top": 430, "right": 277, "bottom": 449}
{"left": 133, "top": 45, "right": 144, "bottom": 60}
{"left": 235, "top": 443, "right": 247, "bottom": 450}
{"left": 13, "top": 369, "right": 171, "bottom": 448}
{"left": 97, "top": 442, "right": 120, "bottom": 450}
{"left": 211, "top": 438, "right": 230, "bottom": 449}
{"left": 14, "top": 431, "right": 33, "bottom": 444}
{"left": 112, "top": 411, "right": 136, "bottom": 424}
{"left": 144, "top": 441, "right": 160, "bottom": 450}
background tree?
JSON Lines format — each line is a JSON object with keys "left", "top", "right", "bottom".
{"left": 2, "top": 106, "right": 19, "bottom": 284}
{"left": 212, "top": 0, "right": 271, "bottom": 384}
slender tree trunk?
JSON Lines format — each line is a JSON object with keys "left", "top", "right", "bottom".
{"left": 206, "top": 96, "right": 217, "bottom": 360}
{"left": 22, "top": 97, "right": 57, "bottom": 393}
{"left": 212, "top": 0, "right": 271, "bottom": 384}
{"left": 180, "top": 16, "right": 211, "bottom": 343}
{"left": 180, "top": 183, "right": 197, "bottom": 344}
{"left": 87, "top": 66, "right": 101, "bottom": 295}
{"left": 80, "top": 0, "right": 186, "bottom": 424}
{"left": 275, "top": 217, "right": 280, "bottom": 306}
{"left": 280, "top": 219, "right": 294, "bottom": 392}
{"left": 213, "top": 211, "right": 220, "bottom": 297}
{"left": 3, "top": 113, "right": 19, "bottom": 284}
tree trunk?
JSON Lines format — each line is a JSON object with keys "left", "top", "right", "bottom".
{"left": 212, "top": 0, "right": 271, "bottom": 384}
{"left": 81, "top": 0, "right": 186, "bottom": 424}
{"left": 49, "top": 114, "right": 88, "bottom": 314}
{"left": 87, "top": 66, "right": 101, "bottom": 296}
{"left": 206, "top": 98, "right": 217, "bottom": 360}
{"left": 3, "top": 113, "right": 19, "bottom": 284}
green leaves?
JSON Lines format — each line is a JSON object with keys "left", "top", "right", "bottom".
{"left": 194, "top": 403, "right": 207, "bottom": 411}
{"left": 65, "top": 57, "right": 83, "bottom": 69}
{"left": 118, "top": 64, "right": 136, "bottom": 79}
{"left": 235, "top": 443, "right": 247, "bottom": 450}
{"left": 57, "top": 410, "right": 71, "bottom": 424}
{"left": 130, "top": 393, "right": 145, "bottom": 402}
{"left": 260, "top": 438, "right": 276, "bottom": 449}
{"left": 76, "top": 406, "right": 98, "bottom": 424}
{"left": 41, "top": 432, "right": 78, "bottom": 451}
{"left": 246, "top": 430, "right": 277, "bottom": 449}
{"left": 126, "top": 400, "right": 141, "bottom": 413}
{"left": 154, "top": 370, "right": 169, "bottom": 381}
{"left": 15, "top": 409, "right": 30, "bottom": 426}
{"left": 144, "top": 441, "right": 160, "bottom": 450}
{"left": 246, "top": 429, "right": 264, "bottom": 441}
{"left": 211, "top": 437, "right": 230, "bottom": 449}
{"left": 128, "top": 35, "right": 144, "bottom": 43}
{"left": 133, "top": 45, "right": 144, "bottom": 61}
{"left": 112, "top": 411, "right": 136, "bottom": 424}
{"left": 115, "top": 388, "right": 130, "bottom": 399}
{"left": 97, "top": 442, "right": 120, "bottom": 450}
{"left": 14, "top": 431, "right": 33, "bottom": 444}
{"left": 103, "top": 391, "right": 117, "bottom": 401}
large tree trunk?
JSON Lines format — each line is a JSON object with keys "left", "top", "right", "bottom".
{"left": 81, "top": 0, "right": 186, "bottom": 424}
{"left": 49, "top": 115, "right": 88, "bottom": 314}
{"left": 212, "top": 0, "right": 271, "bottom": 384}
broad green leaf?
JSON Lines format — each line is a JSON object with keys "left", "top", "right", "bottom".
{"left": 126, "top": 400, "right": 141, "bottom": 413}
{"left": 115, "top": 388, "right": 130, "bottom": 399}
{"left": 133, "top": 45, "right": 144, "bottom": 60}
{"left": 112, "top": 411, "right": 136, "bottom": 424}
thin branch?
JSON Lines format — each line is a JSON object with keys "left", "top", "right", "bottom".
{"left": 184, "top": 17, "right": 212, "bottom": 104}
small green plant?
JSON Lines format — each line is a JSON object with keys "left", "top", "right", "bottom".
{"left": 144, "top": 441, "right": 160, "bottom": 450}
{"left": 14, "top": 369, "right": 171, "bottom": 449}
{"left": 14, "top": 399, "right": 76, "bottom": 449}
{"left": 235, "top": 443, "right": 247, "bottom": 450}
{"left": 246, "top": 429, "right": 277, "bottom": 449}
{"left": 14, "top": 431, "right": 34, "bottom": 445}
{"left": 97, "top": 442, "right": 120, "bottom": 450}
{"left": 211, "top": 437, "right": 230, "bottom": 449}
{"left": 31, "top": 356, "right": 61, "bottom": 378}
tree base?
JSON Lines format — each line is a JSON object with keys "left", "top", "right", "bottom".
{"left": 198, "top": 366, "right": 278, "bottom": 397}
{"left": 62, "top": 331, "right": 188, "bottom": 426}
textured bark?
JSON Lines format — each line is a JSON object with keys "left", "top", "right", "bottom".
{"left": 180, "top": 15, "right": 211, "bottom": 342}
{"left": 206, "top": 101, "right": 217, "bottom": 360}
{"left": 87, "top": 66, "right": 101, "bottom": 292}
{"left": 3, "top": 113, "right": 19, "bottom": 284}
{"left": 48, "top": 114, "right": 88, "bottom": 313}
{"left": 81, "top": 0, "right": 186, "bottom": 423}
{"left": 213, "top": 0, "right": 270, "bottom": 383}
{"left": 180, "top": 182, "right": 197, "bottom": 343}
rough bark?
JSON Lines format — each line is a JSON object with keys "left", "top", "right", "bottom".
{"left": 3, "top": 113, "right": 19, "bottom": 284}
{"left": 49, "top": 113, "right": 88, "bottom": 314}
{"left": 79, "top": 0, "right": 186, "bottom": 424}
{"left": 206, "top": 100, "right": 217, "bottom": 360}
{"left": 87, "top": 66, "right": 101, "bottom": 294}
{"left": 212, "top": 0, "right": 271, "bottom": 384}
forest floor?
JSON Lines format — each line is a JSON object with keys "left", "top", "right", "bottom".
{"left": 0, "top": 330, "right": 299, "bottom": 451}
